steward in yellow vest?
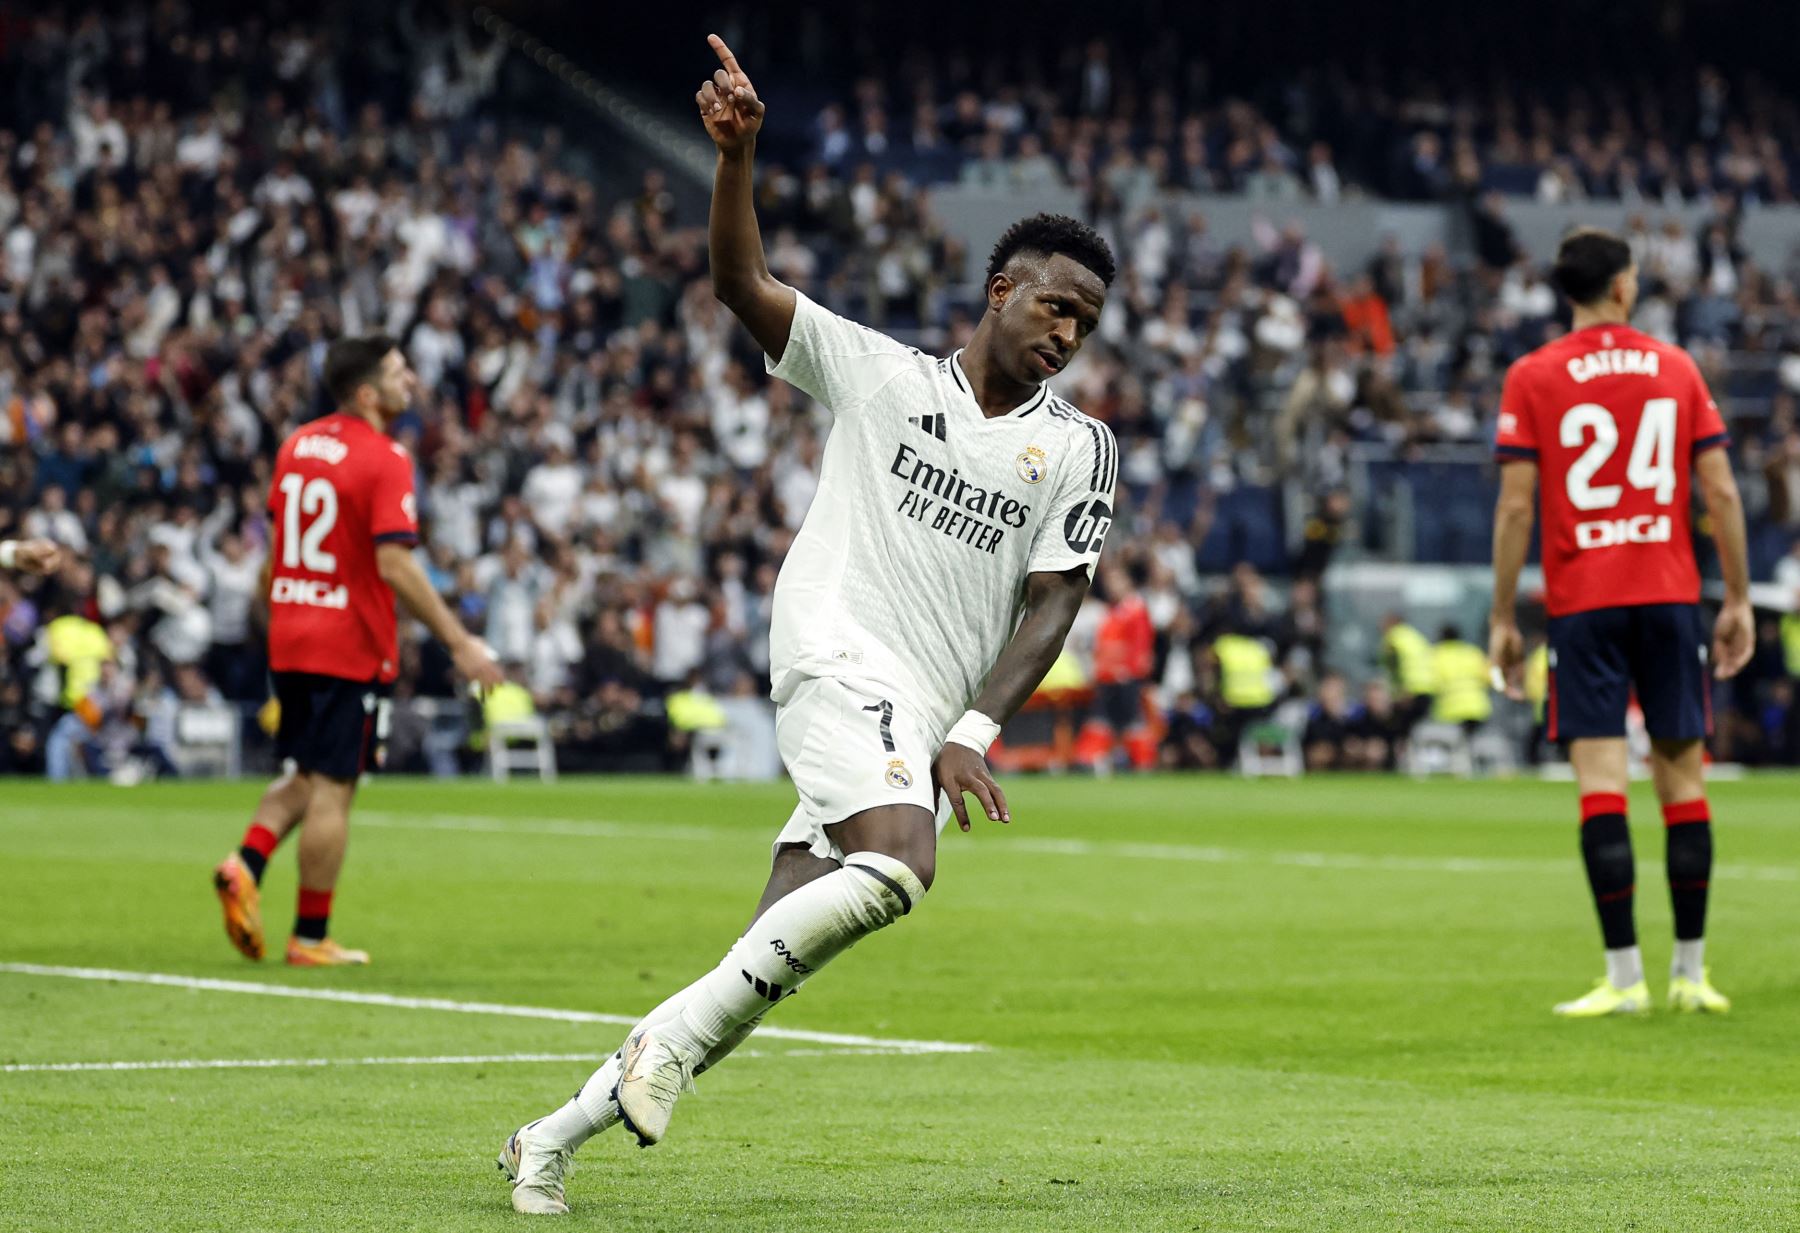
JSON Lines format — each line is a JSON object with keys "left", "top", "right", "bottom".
{"left": 1212, "top": 633, "right": 1276, "bottom": 712}
{"left": 1431, "top": 626, "right": 1492, "bottom": 727}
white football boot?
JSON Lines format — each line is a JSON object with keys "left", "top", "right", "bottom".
{"left": 615, "top": 1029, "right": 696, "bottom": 1147}
{"left": 497, "top": 1120, "right": 573, "bottom": 1215}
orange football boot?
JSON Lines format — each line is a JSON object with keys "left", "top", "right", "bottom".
{"left": 285, "top": 936, "right": 370, "bottom": 966}
{"left": 212, "top": 853, "right": 264, "bottom": 960}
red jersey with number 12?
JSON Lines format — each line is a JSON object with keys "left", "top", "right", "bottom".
{"left": 267, "top": 412, "right": 419, "bottom": 683}
{"left": 1494, "top": 324, "right": 1729, "bottom": 617}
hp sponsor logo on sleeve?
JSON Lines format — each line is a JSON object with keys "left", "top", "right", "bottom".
{"left": 1063, "top": 498, "right": 1113, "bottom": 554}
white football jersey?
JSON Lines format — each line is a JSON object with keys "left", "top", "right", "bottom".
{"left": 765, "top": 291, "right": 1118, "bottom": 740}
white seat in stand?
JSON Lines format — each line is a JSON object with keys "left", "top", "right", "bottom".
{"left": 488, "top": 718, "right": 557, "bottom": 783}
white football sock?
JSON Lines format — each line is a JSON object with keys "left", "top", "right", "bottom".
{"left": 647, "top": 851, "right": 925, "bottom": 1064}
{"left": 532, "top": 1052, "right": 623, "bottom": 1150}
{"left": 531, "top": 954, "right": 749, "bottom": 1152}
{"left": 1671, "top": 938, "right": 1705, "bottom": 983}
{"left": 1605, "top": 945, "right": 1644, "bottom": 990}
{"left": 696, "top": 1013, "right": 763, "bottom": 1076}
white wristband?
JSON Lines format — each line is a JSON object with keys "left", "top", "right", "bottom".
{"left": 944, "top": 709, "right": 1002, "bottom": 756}
{"left": 0, "top": 541, "right": 16, "bottom": 569}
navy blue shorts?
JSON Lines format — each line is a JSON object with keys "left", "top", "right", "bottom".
{"left": 1546, "top": 603, "right": 1710, "bottom": 742}
{"left": 273, "top": 672, "right": 390, "bottom": 780}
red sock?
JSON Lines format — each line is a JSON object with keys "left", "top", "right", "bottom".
{"left": 237, "top": 825, "right": 280, "bottom": 883}
{"left": 295, "top": 887, "right": 333, "bottom": 942}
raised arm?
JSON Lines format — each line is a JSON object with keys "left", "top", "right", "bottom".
{"left": 934, "top": 566, "right": 1090, "bottom": 832}
{"left": 1695, "top": 447, "right": 1753, "bottom": 678}
{"left": 695, "top": 34, "right": 796, "bottom": 361}
{"left": 1488, "top": 459, "right": 1537, "bottom": 698}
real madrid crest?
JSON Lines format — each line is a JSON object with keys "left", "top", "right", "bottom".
{"left": 885, "top": 759, "right": 913, "bottom": 789}
{"left": 1015, "top": 445, "right": 1048, "bottom": 484}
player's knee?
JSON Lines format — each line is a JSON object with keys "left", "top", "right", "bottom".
{"left": 841, "top": 850, "right": 929, "bottom": 923}
{"left": 834, "top": 807, "right": 937, "bottom": 892}
{"left": 269, "top": 771, "right": 312, "bottom": 811}
{"left": 893, "top": 841, "right": 935, "bottom": 893}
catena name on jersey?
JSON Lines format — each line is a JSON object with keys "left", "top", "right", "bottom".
{"left": 889, "top": 442, "right": 1030, "bottom": 555}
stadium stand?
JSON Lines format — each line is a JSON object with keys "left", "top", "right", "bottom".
{"left": 1, "top": 2, "right": 1796, "bottom": 781}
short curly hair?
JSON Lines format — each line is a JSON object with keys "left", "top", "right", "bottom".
{"left": 1551, "top": 226, "right": 1632, "bottom": 307}
{"left": 985, "top": 213, "right": 1115, "bottom": 287}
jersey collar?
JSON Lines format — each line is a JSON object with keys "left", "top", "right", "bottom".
{"left": 1567, "top": 322, "right": 1640, "bottom": 344}
{"left": 948, "top": 350, "right": 1050, "bottom": 420}
{"left": 328, "top": 409, "right": 389, "bottom": 439}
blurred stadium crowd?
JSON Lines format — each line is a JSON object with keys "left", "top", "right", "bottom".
{"left": 768, "top": 41, "right": 1800, "bottom": 207}
{"left": 1, "top": 3, "right": 1797, "bottom": 780}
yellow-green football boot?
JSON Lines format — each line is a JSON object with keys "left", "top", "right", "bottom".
{"left": 1669, "top": 969, "right": 1731, "bottom": 1014}
{"left": 1553, "top": 978, "right": 1650, "bottom": 1017}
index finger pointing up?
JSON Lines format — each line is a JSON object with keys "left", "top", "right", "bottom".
{"left": 707, "top": 33, "right": 744, "bottom": 78}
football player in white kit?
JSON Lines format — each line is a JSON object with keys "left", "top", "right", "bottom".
{"left": 499, "top": 35, "right": 1119, "bottom": 1214}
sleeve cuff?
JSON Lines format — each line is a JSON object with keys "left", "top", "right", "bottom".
{"left": 765, "top": 290, "right": 816, "bottom": 380}
{"left": 1693, "top": 432, "right": 1730, "bottom": 454}
{"left": 1027, "top": 555, "right": 1098, "bottom": 580}
{"left": 1494, "top": 445, "right": 1538, "bottom": 461}
{"left": 372, "top": 531, "right": 419, "bottom": 546}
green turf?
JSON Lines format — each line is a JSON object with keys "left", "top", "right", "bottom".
{"left": 3, "top": 774, "right": 1797, "bottom": 1231}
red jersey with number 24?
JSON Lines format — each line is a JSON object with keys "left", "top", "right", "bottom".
{"left": 267, "top": 412, "right": 419, "bottom": 683}
{"left": 1494, "top": 325, "right": 1729, "bottom": 618}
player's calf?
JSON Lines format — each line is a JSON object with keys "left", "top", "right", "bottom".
{"left": 1577, "top": 792, "right": 1642, "bottom": 989}
{"left": 616, "top": 850, "right": 927, "bottom": 1146}
{"left": 1663, "top": 798, "right": 1713, "bottom": 983}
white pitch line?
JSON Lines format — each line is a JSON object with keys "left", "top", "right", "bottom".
{"left": 2, "top": 1052, "right": 603, "bottom": 1074}
{"left": 0, "top": 964, "right": 988, "bottom": 1055}
{"left": 0, "top": 1049, "right": 814, "bottom": 1074}
{"left": 1005, "top": 837, "right": 1800, "bottom": 882}
{"left": 359, "top": 812, "right": 718, "bottom": 843}
{"left": 359, "top": 812, "right": 1800, "bottom": 883}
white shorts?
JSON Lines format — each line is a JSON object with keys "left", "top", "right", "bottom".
{"left": 773, "top": 675, "right": 951, "bottom": 863}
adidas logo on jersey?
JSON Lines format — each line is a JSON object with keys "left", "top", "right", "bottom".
{"left": 908, "top": 412, "right": 947, "bottom": 442}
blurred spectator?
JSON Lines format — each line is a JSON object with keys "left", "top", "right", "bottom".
{"left": 1090, "top": 563, "right": 1155, "bottom": 767}
{"left": 1302, "top": 672, "right": 1353, "bottom": 771}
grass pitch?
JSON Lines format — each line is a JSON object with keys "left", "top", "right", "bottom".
{"left": 2, "top": 773, "right": 1796, "bottom": 1232}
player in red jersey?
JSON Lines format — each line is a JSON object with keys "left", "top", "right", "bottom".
{"left": 212, "top": 336, "right": 502, "bottom": 966}
{"left": 1490, "top": 229, "right": 1753, "bottom": 1017}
